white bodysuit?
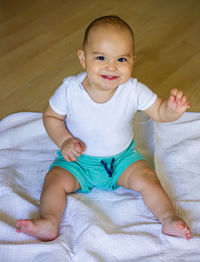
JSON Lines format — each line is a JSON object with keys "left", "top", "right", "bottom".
{"left": 49, "top": 72, "right": 157, "bottom": 157}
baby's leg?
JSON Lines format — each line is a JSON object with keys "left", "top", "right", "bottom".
{"left": 117, "top": 160, "right": 191, "bottom": 240}
{"left": 16, "top": 166, "right": 80, "bottom": 241}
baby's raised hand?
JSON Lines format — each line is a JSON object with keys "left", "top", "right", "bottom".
{"left": 61, "top": 137, "right": 85, "bottom": 162}
{"left": 167, "top": 89, "right": 190, "bottom": 115}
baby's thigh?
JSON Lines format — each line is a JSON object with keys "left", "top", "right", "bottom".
{"left": 116, "top": 160, "right": 157, "bottom": 192}
{"left": 44, "top": 166, "right": 81, "bottom": 193}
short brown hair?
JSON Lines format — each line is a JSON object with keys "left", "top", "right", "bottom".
{"left": 82, "top": 15, "right": 134, "bottom": 50}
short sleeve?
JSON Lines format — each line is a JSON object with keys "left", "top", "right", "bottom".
{"left": 134, "top": 80, "right": 157, "bottom": 111}
{"left": 49, "top": 80, "right": 68, "bottom": 115}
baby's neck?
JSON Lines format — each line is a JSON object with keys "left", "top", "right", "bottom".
{"left": 82, "top": 78, "right": 118, "bottom": 104}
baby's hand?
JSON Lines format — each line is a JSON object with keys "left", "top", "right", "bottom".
{"left": 61, "top": 137, "right": 85, "bottom": 162}
{"left": 167, "top": 89, "right": 190, "bottom": 115}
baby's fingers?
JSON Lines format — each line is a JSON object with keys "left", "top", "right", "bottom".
{"left": 75, "top": 141, "right": 85, "bottom": 154}
{"left": 65, "top": 152, "right": 78, "bottom": 162}
{"left": 171, "top": 89, "right": 185, "bottom": 101}
{"left": 170, "top": 88, "right": 178, "bottom": 97}
{"left": 176, "top": 91, "right": 184, "bottom": 102}
{"left": 62, "top": 152, "right": 72, "bottom": 162}
{"left": 180, "top": 95, "right": 190, "bottom": 108}
{"left": 69, "top": 147, "right": 84, "bottom": 161}
{"left": 61, "top": 149, "right": 77, "bottom": 162}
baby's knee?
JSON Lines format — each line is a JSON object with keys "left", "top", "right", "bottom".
{"left": 143, "top": 169, "right": 159, "bottom": 182}
{"left": 44, "top": 167, "right": 63, "bottom": 186}
{"left": 139, "top": 169, "right": 161, "bottom": 191}
{"left": 44, "top": 167, "right": 80, "bottom": 193}
{"left": 131, "top": 168, "right": 161, "bottom": 193}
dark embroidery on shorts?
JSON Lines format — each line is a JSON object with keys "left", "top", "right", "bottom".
{"left": 100, "top": 158, "right": 115, "bottom": 177}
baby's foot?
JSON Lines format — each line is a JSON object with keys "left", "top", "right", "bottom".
{"left": 16, "top": 218, "right": 59, "bottom": 242}
{"left": 162, "top": 216, "right": 191, "bottom": 240}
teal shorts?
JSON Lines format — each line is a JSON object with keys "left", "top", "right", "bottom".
{"left": 49, "top": 140, "right": 144, "bottom": 193}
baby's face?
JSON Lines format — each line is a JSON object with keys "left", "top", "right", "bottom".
{"left": 78, "top": 26, "right": 135, "bottom": 92}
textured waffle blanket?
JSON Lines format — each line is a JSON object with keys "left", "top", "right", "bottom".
{"left": 0, "top": 111, "right": 200, "bottom": 262}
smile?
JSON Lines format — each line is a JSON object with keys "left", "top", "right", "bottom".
{"left": 101, "top": 75, "right": 119, "bottom": 81}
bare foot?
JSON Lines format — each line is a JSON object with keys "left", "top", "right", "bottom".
{"left": 162, "top": 216, "right": 191, "bottom": 240}
{"left": 16, "top": 218, "right": 59, "bottom": 242}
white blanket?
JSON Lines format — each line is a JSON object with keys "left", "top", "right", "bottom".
{"left": 0, "top": 112, "right": 200, "bottom": 262}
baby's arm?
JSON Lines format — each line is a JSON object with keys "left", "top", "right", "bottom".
{"left": 144, "top": 89, "right": 190, "bottom": 122}
{"left": 43, "top": 105, "right": 85, "bottom": 161}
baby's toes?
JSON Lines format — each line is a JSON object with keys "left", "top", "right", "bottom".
{"left": 185, "top": 228, "right": 191, "bottom": 240}
{"left": 178, "top": 221, "right": 191, "bottom": 240}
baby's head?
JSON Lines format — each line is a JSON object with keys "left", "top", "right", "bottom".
{"left": 78, "top": 16, "right": 136, "bottom": 91}
{"left": 82, "top": 15, "right": 135, "bottom": 53}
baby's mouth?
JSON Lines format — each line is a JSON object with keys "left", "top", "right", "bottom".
{"left": 101, "top": 75, "right": 119, "bottom": 81}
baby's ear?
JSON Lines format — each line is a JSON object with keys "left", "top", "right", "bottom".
{"left": 78, "top": 50, "right": 86, "bottom": 69}
{"left": 132, "top": 55, "right": 136, "bottom": 64}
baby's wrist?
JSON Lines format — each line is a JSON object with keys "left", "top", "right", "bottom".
{"left": 61, "top": 136, "right": 73, "bottom": 149}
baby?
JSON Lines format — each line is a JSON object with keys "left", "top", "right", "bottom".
{"left": 16, "top": 15, "right": 191, "bottom": 241}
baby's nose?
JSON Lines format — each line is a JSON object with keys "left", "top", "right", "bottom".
{"left": 105, "top": 61, "right": 117, "bottom": 71}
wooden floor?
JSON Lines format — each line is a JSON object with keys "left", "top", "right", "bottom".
{"left": 0, "top": 0, "right": 200, "bottom": 120}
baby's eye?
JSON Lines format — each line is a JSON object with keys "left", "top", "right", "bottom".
{"left": 118, "top": 57, "right": 127, "bottom": 62}
{"left": 96, "top": 56, "right": 106, "bottom": 61}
